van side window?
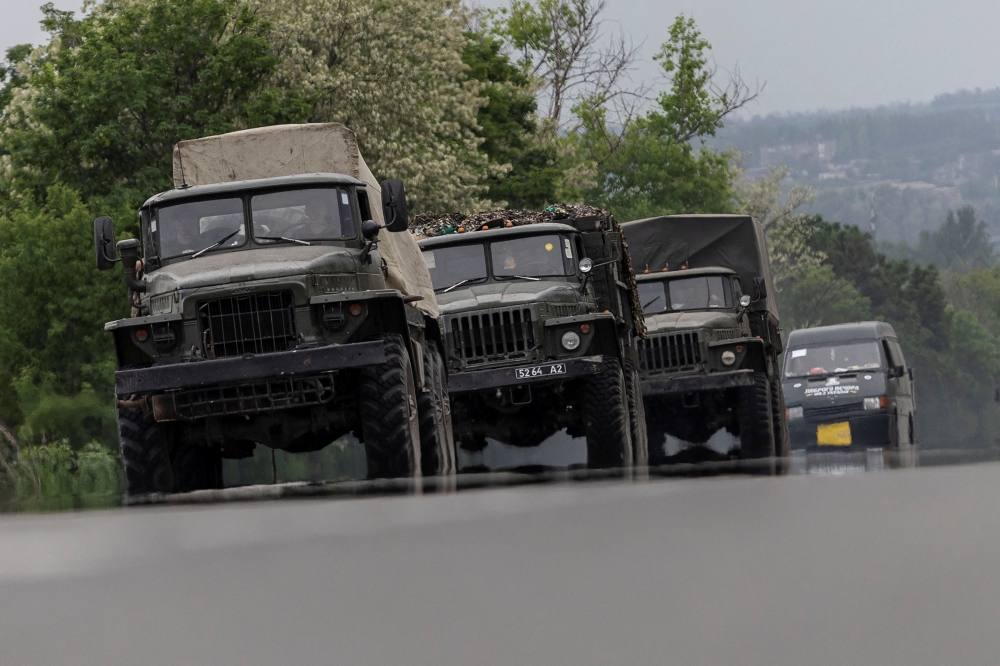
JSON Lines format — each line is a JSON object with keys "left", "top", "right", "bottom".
{"left": 882, "top": 339, "right": 896, "bottom": 367}
{"left": 889, "top": 340, "right": 906, "bottom": 370}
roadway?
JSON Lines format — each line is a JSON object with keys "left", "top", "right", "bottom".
{"left": 1, "top": 458, "right": 1000, "bottom": 664}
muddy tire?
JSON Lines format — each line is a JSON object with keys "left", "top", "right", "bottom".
{"left": 360, "top": 334, "right": 420, "bottom": 479}
{"left": 417, "top": 342, "right": 456, "bottom": 477}
{"left": 118, "top": 408, "right": 221, "bottom": 495}
{"left": 770, "top": 359, "right": 790, "bottom": 457}
{"left": 581, "top": 357, "right": 633, "bottom": 468}
{"left": 624, "top": 359, "right": 648, "bottom": 465}
{"left": 738, "top": 372, "right": 775, "bottom": 459}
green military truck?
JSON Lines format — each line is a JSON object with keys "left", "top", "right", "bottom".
{"left": 414, "top": 207, "right": 647, "bottom": 468}
{"left": 621, "top": 214, "right": 788, "bottom": 462}
{"left": 96, "top": 123, "right": 455, "bottom": 495}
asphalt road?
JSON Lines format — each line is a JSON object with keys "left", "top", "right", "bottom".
{"left": 2, "top": 460, "right": 1000, "bottom": 665}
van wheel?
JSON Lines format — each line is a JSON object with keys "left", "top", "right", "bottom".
{"left": 581, "top": 357, "right": 633, "bottom": 468}
{"left": 360, "top": 334, "right": 420, "bottom": 478}
{"left": 770, "top": 359, "right": 790, "bottom": 457}
{"left": 624, "top": 359, "right": 648, "bottom": 465}
{"left": 738, "top": 372, "right": 775, "bottom": 459}
{"left": 417, "top": 342, "right": 456, "bottom": 477}
{"left": 118, "top": 408, "right": 222, "bottom": 495}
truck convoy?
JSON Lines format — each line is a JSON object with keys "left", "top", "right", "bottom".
{"left": 621, "top": 214, "right": 789, "bottom": 463}
{"left": 414, "top": 206, "right": 648, "bottom": 468}
{"left": 782, "top": 322, "right": 916, "bottom": 450}
{"left": 96, "top": 123, "right": 455, "bottom": 495}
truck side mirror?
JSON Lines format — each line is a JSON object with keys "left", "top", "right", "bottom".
{"left": 94, "top": 216, "right": 117, "bottom": 271}
{"left": 753, "top": 276, "right": 767, "bottom": 301}
{"left": 380, "top": 179, "right": 408, "bottom": 232}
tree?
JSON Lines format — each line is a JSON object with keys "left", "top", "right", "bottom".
{"left": 779, "top": 265, "right": 871, "bottom": 330}
{"left": 1, "top": 0, "right": 308, "bottom": 212}
{"left": 0, "top": 185, "right": 126, "bottom": 435}
{"left": 584, "top": 15, "right": 755, "bottom": 220}
{"left": 916, "top": 205, "right": 996, "bottom": 272}
{"left": 266, "top": 0, "right": 494, "bottom": 213}
{"left": 462, "top": 30, "right": 559, "bottom": 208}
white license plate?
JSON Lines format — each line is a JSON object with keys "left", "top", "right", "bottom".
{"left": 514, "top": 363, "right": 567, "bottom": 380}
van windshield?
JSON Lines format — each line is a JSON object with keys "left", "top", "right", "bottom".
{"left": 784, "top": 341, "right": 882, "bottom": 378}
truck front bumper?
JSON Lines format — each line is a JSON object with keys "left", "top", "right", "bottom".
{"left": 448, "top": 355, "right": 604, "bottom": 393}
{"left": 115, "top": 340, "right": 387, "bottom": 397}
{"left": 640, "top": 369, "right": 754, "bottom": 397}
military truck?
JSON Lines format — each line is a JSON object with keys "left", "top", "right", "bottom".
{"left": 621, "top": 214, "right": 788, "bottom": 462}
{"left": 95, "top": 123, "right": 455, "bottom": 495}
{"left": 414, "top": 206, "right": 647, "bottom": 468}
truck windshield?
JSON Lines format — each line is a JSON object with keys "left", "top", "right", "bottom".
{"left": 155, "top": 198, "right": 246, "bottom": 259}
{"left": 784, "top": 341, "right": 882, "bottom": 378}
{"left": 423, "top": 243, "right": 488, "bottom": 292}
{"left": 491, "top": 235, "right": 574, "bottom": 279}
{"left": 251, "top": 188, "right": 356, "bottom": 241}
{"left": 638, "top": 276, "right": 733, "bottom": 313}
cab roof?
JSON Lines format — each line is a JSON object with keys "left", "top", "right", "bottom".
{"left": 416, "top": 222, "right": 578, "bottom": 249}
{"left": 635, "top": 266, "right": 736, "bottom": 281}
{"left": 142, "top": 173, "right": 364, "bottom": 209}
{"left": 787, "top": 322, "right": 898, "bottom": 346}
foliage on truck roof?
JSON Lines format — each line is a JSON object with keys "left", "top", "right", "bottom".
{"left": 410, "top": 204, "right": 608, "bottom": 238}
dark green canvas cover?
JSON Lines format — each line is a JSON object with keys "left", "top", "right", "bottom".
{"left": 621, "top": 214, "right": 779, "bottom": 319}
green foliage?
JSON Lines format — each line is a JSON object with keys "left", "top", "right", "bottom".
{"left": 584, "top": 16, "right": 736, "bottom": 220}
{"left": 884, "top": 205, "right": 996, "bottom": 272}
{"left": 14, "top": 374, "right": 115, "bottom": 449}
{"left": 1, "top": 0, "right": 310, "bottom": 210}
{"left": 462, "top": 31, "right": 559, "bottom": 208}
{"left": 780, "top": 265, "right": 871, "bottom": 330}
{"left": 0, "top": 185, "right": 124, "bottom": 428}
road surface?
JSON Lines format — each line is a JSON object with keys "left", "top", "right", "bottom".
{"left": 1, "top": 459, "right": 1000, "bottom": 664}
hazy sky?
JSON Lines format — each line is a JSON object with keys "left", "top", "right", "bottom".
{"left": 5, "top": 0, "right": 1000, "bottom": 116}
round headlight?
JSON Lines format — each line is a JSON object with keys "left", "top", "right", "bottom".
{"left": 561, "top": 330, "right": 581, "bottom": 351}
{"left": 721, "top": 350, "right": 737, "bottom": 366}
{"left": 578, "top": 258, "right": 593, "bottom": 274}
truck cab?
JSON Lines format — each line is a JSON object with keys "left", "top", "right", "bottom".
{"left": 417, "top": 211, "right": 647, "bottom": 468}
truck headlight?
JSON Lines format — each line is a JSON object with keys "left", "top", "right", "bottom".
{"left": 787, "top": 406, "right": 803, "bottom": 420}
{"left": 721, "top": 350, "right": 736, "bottom": 366}
{"left": 561, "top": 330, "right": 581, "bottom": 351}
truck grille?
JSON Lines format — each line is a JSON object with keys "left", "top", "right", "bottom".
{"left": 637, "top": 332, "right": 702, "bottom": 373}
{"left": 172, "top": 374, "right": 335, "bottom": 420}
{"left": 449, "top": 308, "right": 536, "bottom": 364}
{"left": 198, "top": 291, "right": 296, "bottom": 359}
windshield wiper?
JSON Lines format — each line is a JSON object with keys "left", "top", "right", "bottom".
{"left": 643, "top": 295, "right": 662, "bottom": 310}
{"left": 495, "top": 274, "right": 541, "bottom": 281}
{"left": 256, "top": 235, "right": 311, "bottom": 246}
{"left": 191, "top": 228, "right": 242, "bottom": 258}
{"left": 436, "top": 278, "right": 476, "bottom": 293}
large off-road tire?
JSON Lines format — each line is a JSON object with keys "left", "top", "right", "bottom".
{"left": 738, "top": 371, "right": 775, "bottom": 459}
{"left": 417, "top": 342, "right": 456, "bottom": 477}
{"left": 360, "top": 334, "right": 420, "bottom": 479}
{"left": 770, "top": 359, "right": 790, "bottom": 457}
{"left": 624, "top": 359, "right": 648, "bottom": 465}
{"left": 580, "top": 357, "right": 633, "bottom": 468}
{"left": 118, "top": 408, "right": 222, "bottom": 495}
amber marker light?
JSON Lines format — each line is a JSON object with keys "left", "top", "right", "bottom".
{"left": 135, "top": 329, "right": 149, "bottom": 342}
{"left": 349, "top": 303, "right": 363, "bottom": 316}
{"left": 580, "top": 323, "right": 591, "bottom": 333}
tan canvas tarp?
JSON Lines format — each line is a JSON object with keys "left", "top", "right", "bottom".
{"left": 172, "top": 123, "right": 437, "bottom": 317}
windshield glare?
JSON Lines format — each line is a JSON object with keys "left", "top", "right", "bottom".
{"left": 155, "top": 198, "right": 246, "bottom": 259}
{"left": 784, "top": 341, "right": 883, "bottom": 378}
{"left": 423, "top": 244, "right": 488, "bottom": 290}
{"left": 491, "top": 235, "right": 574, "bottom": 278}
{"left": 251, "top": 188, "right": 355, "bottom": 241}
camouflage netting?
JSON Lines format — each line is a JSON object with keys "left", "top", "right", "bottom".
{"left": 412, "top": 205, "right": 646, "bottom": 337}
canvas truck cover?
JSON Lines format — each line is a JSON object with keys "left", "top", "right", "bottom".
{"left": 172, "top": 123, "right": 437, "bottom": 317}
{"left": 621, "top": 214, "right": 779, "bottom": 319}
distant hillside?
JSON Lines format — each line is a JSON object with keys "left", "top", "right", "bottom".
{"left": 711, "top": 88, "right": 1000, "bottom": 243}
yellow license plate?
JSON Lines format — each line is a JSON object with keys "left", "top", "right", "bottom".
{"left": 817, "top": 421, "right": 852, "bottom": 446}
